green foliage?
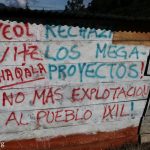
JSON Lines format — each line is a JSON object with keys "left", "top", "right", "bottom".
{"left": 88, "top": 0, "right": 133, "bottom": 13}
{"left": 65, "top": 0, "right": 85, "bottom": 12}
{"left": 88, "top": 0, "right": 114, "bottom": 13}
{"left": 87, "top": 0, "right": 150, "bottom": 17}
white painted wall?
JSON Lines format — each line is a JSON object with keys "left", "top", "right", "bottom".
{"left": 0, "top": 20, "right": 149, "bottom": 142}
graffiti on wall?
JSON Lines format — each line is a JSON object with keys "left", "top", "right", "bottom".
{"left": 0, "top": 20, "right": 149, "bottom": 141}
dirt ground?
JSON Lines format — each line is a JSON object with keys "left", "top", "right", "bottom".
{"left": 110, "top": 143, "right": 150, "bottom": 150}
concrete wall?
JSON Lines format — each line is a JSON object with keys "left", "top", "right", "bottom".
{"left": 0, "top": 20, "right": 149, "bottom": 150}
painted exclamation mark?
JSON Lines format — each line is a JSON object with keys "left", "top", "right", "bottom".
{"left": 131, "top": 101, "right": 135, "bottom": 119}
{"left": 140, "top": 61, "right": 145, "bottom": 79}
{"left": 131, "top": 101, "right": 134, "bottom": 111}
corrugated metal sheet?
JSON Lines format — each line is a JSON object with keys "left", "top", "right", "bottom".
{"left": 0, "top": 8, "right": 150, "bottom": 32}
